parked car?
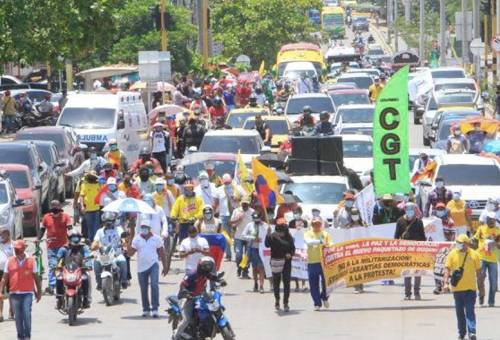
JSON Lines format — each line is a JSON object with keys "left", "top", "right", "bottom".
{"left": 0, "top": 141, "right": 50, "bottom": 212}
{"left": 285, "top": 93, "right": 336, "bottom": 122}
{"left": 0, "top": 172, "right": 24, "bottom": 239}
{"left": 32, "top": 140, "right": 67, "bottom": 203}
{"left": 0, "top": 164, "right": 41, "bottom": 236}
{"left": 15, "top": 126, "right": 85, "bottom": 197}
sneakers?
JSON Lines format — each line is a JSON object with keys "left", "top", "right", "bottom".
{"left": 284, "top": 304, "right": 290, "bottom": 312}
{"left": 314, "top": 306, "right": 321, "bottom": 311}
{"left": 253, "top": 282, "right": 258, "bottom": 292}
{"left": 142, "top": 311, "right": 151, "bottom": 318}
{"left": 323, "top": 300, "right": 330, "bottom": 309}
{"left": 414, "top": 294, "right": 422, "bottom": 301}
{"left": 469, "top": 333, "right": 477, "bottom": 340}
{"left": 275, "top": 301, "right": 280, "bottom": 311}
{"left": 152, "top": 310, "right": 159, "bottom": 318}
{"left": 479, "top": 295, "right": 484, "bottom": 306}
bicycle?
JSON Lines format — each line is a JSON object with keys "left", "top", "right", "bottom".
{"left": 33, "top": 239, "right": 45, "bottom": 282}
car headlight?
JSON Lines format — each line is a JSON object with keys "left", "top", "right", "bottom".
{"left": 207, "top": 300, "right": 220, "bottom": 312}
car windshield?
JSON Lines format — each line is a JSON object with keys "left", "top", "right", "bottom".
{"left": 354, "top": 18, "right": 368, "bottom": 24}
{"left": 437, "top": 93, "right": 475, "bottom": 105}
{"left": 0, "top": 148, "right": 33, "bottom": 168}
{"left": 16, "top": 133, "right": 64, "bottom": 152}
{"left": 337, "top": 107, "right": 374, "bottom": 123}
{"left": 227, "top": 112, "right": 263, "bottom": 128}
{"left": 28, "top": 91, "right": 50, "bottom": 103}
{"left": 343, "top": 140, "right": 373, "bottom": 157}
{"left": 36, "top": 145, "right": 55, "bottom": 166}
{"left": 283, "top": 182, "right": 346, "bottom": 204}
{"left": 5, "top": 170, "right": 29, "bottom": 189}
{"left": 286, "top": 97, "right": 334, "bottom": 114}
{"left": 58, "top": 108, "right": 116, "bottom": 129}
{"left": 283, "top": 69, "right": 317, "bottom": 80}
{"left": 330, "top": 93, "right": 370, "bottom": 107}
{"left": 200, "top": 136, "right": 260, "bottom": 154}
{"left": 243, "top": 120, "right": 289, "bottom": 134}
{"left": 431, "top": 70, "right": 465, "bottom": 79}
{"left": 367, "top": 49, "right": 384, "bottom": 56}
{"left": 0, "top": 184, "right": 7, "bottom": 204}
{"left": 435, "top": 83, "right": 476, "bottom": 91}
{"left": 184, "top": 160, "right": 236, "bottom": 180}
{"left": 323, "top": 14, "right": 343, "bottom": 25}
{"left": 337, "top": 76, "right": 372, "bottom": 89}
{"left": 436, "top": 164, "right": 500, "bottom": 185}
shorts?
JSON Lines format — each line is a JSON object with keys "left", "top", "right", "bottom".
{"left": 249, "top": 248, "right": 263, "bottom": 269}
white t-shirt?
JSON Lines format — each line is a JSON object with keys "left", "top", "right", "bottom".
{"left": 141, "top": 206, "right": 168, "bottom": 237}
{"left": 215, "top": 185, "right": 245, "bottom": 217}
{"left": 131, "top": 234, "right": 163, "bottom": 273}
{"left": 178, "top": 236, "right": 209, "bottom": 274}
{"left": 0, "top": 241, "right": 14, "bottom": 271}
{"left": 94, "top": 226, "right": 124, "bottom": 252}
{"left": 151, "top": 131, "right": 169, "bottom": 153}
{"left": 231, "top": 207, "right": 254, "bottom": 240}
{"left": 99, "top": 190, "right": 126, "bottom": 206}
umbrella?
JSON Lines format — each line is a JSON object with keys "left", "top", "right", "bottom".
{"left": 483, "top": 140, "right": 500, "bottom": 154}
{"left": 102, "top": 198, "right": 155, "bottom": 214}
{"left": 157, "top": 81, "right": 176, "bottom": 92}
{"left": 460, "top": 117, "right": 499, "bottom": 135}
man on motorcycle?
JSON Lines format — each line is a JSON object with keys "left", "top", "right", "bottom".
{"left": 182, "top": 116, "right": 206, "bottom": 151}
{"left": 36, "top": 94, "right": 54, "bottom": 118}
{"left": 91, "top": 211, "right": 128, "bottom": 290}
{"left": 104, "top": 139, "right": 128, "bottom": 172}
{"left": 313, "top": 111, "right": 334, "bottom": 136}
{"left": 174, "top": 257, "right": 217, "bottom": 340}
{"left": 130, "top": 146, "right": 163, "bottom": 175}
{"left": 299, "top": 106, "right": 316, "bottom": 134}
{"left": 56, "top": 231, "right": 92, "bottom": 309}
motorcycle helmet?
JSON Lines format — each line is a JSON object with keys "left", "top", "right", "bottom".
{"left": 213, "top": 96, "right": 223, "bottom": 106}
{"left": 139, "top": 146, "right": 151, "bottom": 161}
{"left": 302, "top": 105, "right": 312, "bottom": 114}
{"left": 68, "top": 230, "right": 82, "bottom": 246}
{"left": 197, "top": 256, "right": 215, "bottom": 277}
{"left": 101, "top": 211, "right": 118, "bottom": 222}
{"left": 249, "top": 93, "right": 257, "bottom": 104}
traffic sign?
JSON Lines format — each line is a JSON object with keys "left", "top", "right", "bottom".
{"left": 235, "top": 54, "right": 251, "bottom": 66}
{"left": 469, "top": 38, "right": 485, "bottom": 56}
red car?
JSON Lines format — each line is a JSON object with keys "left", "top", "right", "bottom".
{"left": 0, "top": 164, "right": 41, "bottom": 236}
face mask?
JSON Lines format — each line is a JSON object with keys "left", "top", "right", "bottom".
{"left": 140, "top": 174, "right": 149, "bottom": 181}
{"left": 155, "top": 185, "right": 164, "bottom": 193}
{"left": 351, "top": 215, "right": 360, "bottom": 221}
{"left": 436, "top": 210, "right": 446, "bottom": 218}
{"left": 70, "top": 237, "right": 80, "bottom": 244}
{"left": 90, "top": 153, "right": 97, "bottom": 160}
{"left": 293, "top": 213, "right": 301, "bottom": 219}
{"left": 454, "top": 130, "right": 461, "bottom": 136}
{"left": 436, "top": 182, "right": 444, "bottom": 189}
{"left": 203, "top": 213, "right": 213, "bottom": 220}
{"left": 200, "top": 179, "right": 209, "bottom": 188}
{"left": 456, "top": 242, "right": 465, "bottom": 250}
{"left": 453, "top": 193, "right": 461, "bottom": 201}
{"left": 110, "top": 145, "right": 118, "bottom": 151}
{"left": 50, "top": 208, "right": 61, "bottom": 214}
{"left": 167, "top": 179, "right": 174, "bottom": 185}
{"left": 140, "top": 227, "right": 150, "bottom": 236}
{"left": 108, "top": 185, "right": 117, "bottom": 192}
{"left": 406, "top": 210, "right": 415, "bottom": 219}
{"left": 345, "top": 200, "right": 354, "bottom": 208}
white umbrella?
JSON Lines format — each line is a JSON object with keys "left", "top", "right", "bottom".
{"left": 102, "top": 198, "right": 155, "bottom": 214}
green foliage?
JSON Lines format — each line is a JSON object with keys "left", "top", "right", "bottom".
{"left": 210, "top": 0, "right": 322, "bottom": 68}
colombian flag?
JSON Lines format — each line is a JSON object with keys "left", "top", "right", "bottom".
{"left": 252, "top": 158, "right": 282, "bottom": 209}
{"left": 199, "top": 233, "right": 226, "bottom": 271}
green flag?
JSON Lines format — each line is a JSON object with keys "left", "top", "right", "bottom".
{"left": 373, "top": 66, "right": 411, "bottom": 196}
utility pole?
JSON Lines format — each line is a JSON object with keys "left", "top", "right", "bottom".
{"left": 462, "top": 0, "right": 469, "bottom": 66}
{"left": 201, "top": 0, "right": 209, "bottom": 70}
{"left": 160, "top": 0, "right": 168, "bottom": 51}
{"left": 419, "top": 0, "right": 425, "bottom": 64}
{"left": 394, "top": 0, "right": 398, "bottom": 52}
{"left": 404, "top": 0, "right": 411, "bottom": 23}
{"left": 387, "top": 0, "right": 392, "bottom": 45}
{"left": 439, "top": 0, "right": 447, "bottom": 66}
{"left": 472, "top": 0, "right": 481, "bottom": 81}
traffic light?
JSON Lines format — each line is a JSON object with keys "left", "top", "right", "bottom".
{"left": 149, "top": 4, "right": 175, "bottom": 31}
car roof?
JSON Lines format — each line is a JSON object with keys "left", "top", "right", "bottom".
{"left": 341, "top": 134, "right": 373, "bottom": 142}
{"left": 433, "top": 78, "right": 475, "bottom": 85}
{"left": 338, "top": 73, "right": 372, "bottom": 79}
{"left": 245, "top": 116, "right": 289, "bottom": 122}
{"left": 437, "top": 154, "right": 499, "bottom": 166}
{"left": 289, "top": 175, "right": 348, "bottom": 184}
{"left": 409, "top": 148, "right": 446, "bottom": 156}
{"left": 0, "top": 164, "right": 30, "bottom": 172}
{"left": 17, "top": 126, "right": 67, "bottom": 135}
{"left": 337, "top": 104, "right": 375, "bottom": 109}
{"left": 289, "top": 93, "right": 330, "bottom": 99}
{"left": 204, "top": 130, "right": 260, "bottom": 137}
{"left": 0, "top": 141, "right": 33, "bottom": 149}
{"left": 228, "top": 108, "right": 269, "bottom": 114}
{"left": 328, "top": 89, "right": 368, "bottom": 95}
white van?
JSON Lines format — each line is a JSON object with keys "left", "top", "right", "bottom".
{"left": 56, "top": 91, "right": 149, "bottom": 163}
{"left": 282, "top": 61, "right": 318, "bottom": 81}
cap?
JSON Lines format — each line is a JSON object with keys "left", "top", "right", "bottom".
{"left": 155, "top": 178, "right": 166, "bottom": 186}
{"left": 106, "top": 177, "right": 117, "bottom": 185}
{"left": 108, "top": 138, "right": 117, "bottom": 145}
{"left": 343, "top": 192, "right": 355, "bottom": 200}
{"left": 13, "top": 239, "right": 27, "bottom": 250}
{"left": 382, "top": 193, "right": 393, "bottom": 201}
{"left": 456, "top": 234, "right": 470, "bottom": 243}
{"left": 222, "top": 173, "right": 232, "bottom": 184}
{"left": 153, "top": 122, "right": 163, "bottom": 128}
{"left": 241, "top": 196, "right": 251, "bottom": 204}
{"left": 198, "top": 171, "right": 209, "bottom": 180}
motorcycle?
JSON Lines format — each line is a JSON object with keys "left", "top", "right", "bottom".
{"left": 167, "top": 272, "right": 235, "bottom": 340}
{"left": 56, "top": 256, "right": 92, "bottom": 326}
{"left": 98, "top": 245, "right": 121, "bottom": 306}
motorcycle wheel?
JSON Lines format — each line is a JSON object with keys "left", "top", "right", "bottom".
{"left": 164, "top": 235, "right": 176, "bottom": 274}
{"left": 113, "top": 277, "right": 121, "bottom": 301}
{"left": 102, "top": 277, "right": 113, "bottom": 306}
{"left": 220, "top": 324, "right": 236, "bottom": 340}
{"left": 67, "top": 296, "right": 77, "bottom": 326}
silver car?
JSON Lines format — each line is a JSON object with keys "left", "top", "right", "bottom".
{"left": 0, "top": 175, "right": 24, "bottom": 239}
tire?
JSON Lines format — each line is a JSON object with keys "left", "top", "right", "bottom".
{"left": 165, "top": 235, "right": 177, "bottom": 275}
{"left": 221, "top": 324, "right": 235, "bottom": 340}
{"left": 102, "top": 277, "right": 113, "bottom": 306}
{"left": 67, "top": 296, "right": 77, "bottom": 326}
{"left": 113, "top": 277, "right": 121, "bottom": 301}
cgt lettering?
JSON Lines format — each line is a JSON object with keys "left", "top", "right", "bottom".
{"left": 379, "top": 107, "right": 401, "bottom": 180}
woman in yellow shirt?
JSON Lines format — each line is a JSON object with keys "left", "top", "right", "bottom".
{"left": 446, "top": 191, "right": 471, "bottom": 232}
{"left": 78, "top": 171, "right": 101, "bottom": 240}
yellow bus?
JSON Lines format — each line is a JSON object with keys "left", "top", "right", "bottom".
{"left": 275, "top": 42, "right": 325, "bottom": 78}
{"left": 342, "top": 0, "right": 357, "bottom": 8}
{"left": 321, "top": 6, "right": 345, "bottom": 39}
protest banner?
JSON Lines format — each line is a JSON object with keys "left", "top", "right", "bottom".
{"left": 321, "top": 238, "right": 453, "bottom": 288}
{"left": 373, "top": 66, "right": 411, "bottom": 196}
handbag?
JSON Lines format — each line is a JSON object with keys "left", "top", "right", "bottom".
{"left": 450, "top": 251, "right": 468, "bottom": 287}
{"left": 270, "top": 258, "right": 286, "bottom": 274}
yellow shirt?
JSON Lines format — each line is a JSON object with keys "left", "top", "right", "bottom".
{"left": 304, "top": 229, "right": 332, "bottom": 264}
{"left": 79, "top": 182, "right": 101, "bottom": 212}
{"left": 446, "top": 199, "right": 468, "bottom": 227}
{"left": 368, "top": 84, "right": 384, "bottom": 101}
{"left": 170, "top": 195, "right": 203, "bottom": 222}
{"left": 167, "top": 184, "right": 180, "bottom": 198}
{"left": 473, "top": 225, "right": 500, "bottom": 263}
{"left": 445, "top": 248, "right": 481, "bottom": 292}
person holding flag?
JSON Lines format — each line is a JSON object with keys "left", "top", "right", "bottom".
{"left": 251, "top": 158, "right": 282, "bottom": 219}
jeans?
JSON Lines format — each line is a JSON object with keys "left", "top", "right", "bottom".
{"left": 174, "top": 298, "right": 194, "bottom": 340}
{"left": 404, "top": 276, "right": 421, "bottom": 297}
{"left": 480, "top": 260, "right": 498, "bottom": 306}
{"left": 453, "top": 290, "right": 477, "bottom": 338}
{"left": 138, "top": 262, "right": 159, "bottom": 312}
{"left": 220, "top": 215, "right": 231, "bottom": 260}
{"left": 3, "top": 115, "right": 17, "bottom": 132}
{"left": 273, "top": 259, "right": 291, "bottom": 304}
{"left": 234, "top": 239, "right": 248, "bottom": 275}
{"left": 307, "top": 263, "right": 328, "bottom": 307}
{"left": 47, "top": 247, "right": 62, "bottom": 289}
{"left": 93, "top": 254, "right": 128, "bottom": 287}
{"left": 152, "top": 151, "right": 167, "bottom": 173}
{"left": 84, "top": 211, "right": 100, "bottom": 242}
{"left": 10, "top": 293, "right": 33, "bottom": 339}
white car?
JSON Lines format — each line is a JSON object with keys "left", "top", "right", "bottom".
{"left": 430, "top": 67, "right": 467, "bottom": 80}
{"left": 282, "top": 175, "right": 350, "bottom": 226}
{"left": 342, "top": 134, "right": 373, "bottom": 175}
{"left": 284, "top": 93, "right": 335, "bottom": 123}
{"left": 0, "top": 174, "right": 24, "bottom": 239}
{"left": 282, "top": 61, "right": 318, "bottom": 81}
{"left": 432, "top": 154, "right": 500, "bottom": 219}
{"left": 199, "top": 130, "right": 263, "bottom": 165}
{"left": 333, "top": 104, "right": 375, "bottom": 136}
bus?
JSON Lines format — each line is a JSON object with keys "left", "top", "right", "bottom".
{"left": 275, "top": 42, "right": 325, "bottom": 78}
{"left": 321, "top": 6, "right": 345, "bottom": 39}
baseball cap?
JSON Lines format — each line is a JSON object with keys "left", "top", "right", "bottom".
{"left": 13, "top": 239, "right": 27, "bottom": 250}
{"left": 456, "top": 234, "right": 470, "bottom": 243}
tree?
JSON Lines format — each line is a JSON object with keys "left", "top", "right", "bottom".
{"left": 210, "top": 0, "right": 322, "bottom": 68}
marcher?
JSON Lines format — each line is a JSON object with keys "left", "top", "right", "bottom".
{"left": 444, "top": 234, "right": 483, "bottom": 340}
{"left": 368, "top": 77, "right": 384, "bottom": 102}
{"left": 79, "top": 171, "right": 101, "bottom": 241}
{"left": 179, "top": 225, "right": 210, "bottom": 274}
{"left": 447, "top": 125, "right": 469, "bottom": 154}
{"left": 424, "top": 177, "right": 453, "bottom": 217}
{"left": 433, "top": 203, "right": 455, "bottom": 241}
{"left": 0, "top": 240, "right": 42, "bottom": 340}
{"left": 150, "top": 122, "right": 170, "bottom": 173}
{"left": 230, "top": 197, "right": 254, "bottom": 278}
{"left": 142, "top": 194, "right": 168, "bottom": 237}
{"left": 1, "top": 90, "right": 18, "bottom": 133}
{"left": 127, "top": 220, "right": 168, "bottom": 317}
{"left": 242, "top": 212, "right": 268, "bottom": 293}
{"left": 373, "top": 194, "right": 403, "bottom": 225}
{"left": 446, "top": 190, "right": 471, "bottom": 233}
{"left": 304, "top": 218, "right": 332, "bottom": 310}
{"left": 171, "top": 181, "right": 204, "bottom": 243}
{"left": 194, "top": 171, "right": 218, "bottom": 207}
{"left": 265, "top": 218, "right": 295, "bottom": 312}
{"left": 473, "top": 212, "right": 500, "bottom": 307}
{"left": 394, "top": 203, "right": 426, "bottom": 300}
{"left": 38, "top": 200, "right": 72, "bottom": 295}
{"left": 0, "top": 228, "right": 14, "bottom": 322}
